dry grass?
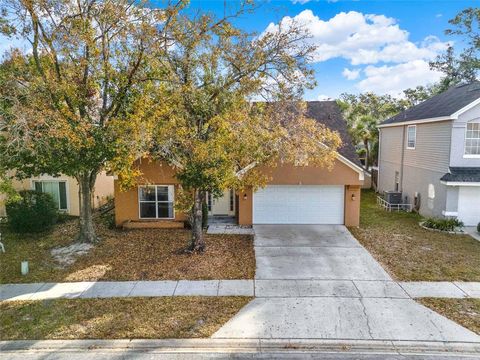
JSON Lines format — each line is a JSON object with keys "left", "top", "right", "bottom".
{"left": 419, "top": 298, "right": 480, "bottom": 334}
{"left": 349, "top": 190, "right": 480, "bottom": 281}
{"left": 0, "top": 296, "right": 251, "bottom": 340}
{"left": 0, "top": 219, "right": 255, "bottom": 283}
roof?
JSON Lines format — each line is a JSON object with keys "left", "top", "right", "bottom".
{"left": 305, "top": 101, "right": 362, "bottom": 166}
{"left": 440, "top": 167, "right": 480, "bottom": 183}
{"left": 382, "top": 82, "right": 480, "bottom": 126}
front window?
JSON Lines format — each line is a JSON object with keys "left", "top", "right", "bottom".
{"left": 407, "top": 125, "right": 416, "bottom": 149}
{"left": 465, "top": 122, "right": 480, "bottom": 155}
{"left": 139, "top": 185, "right": 174, "bottom": 219}
{"left": 33, "top": 180, "right": 68, "bottom": 211}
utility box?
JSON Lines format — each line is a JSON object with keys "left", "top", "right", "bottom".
{"left": 384, "top": 191, "right": 402, "bottom": 204}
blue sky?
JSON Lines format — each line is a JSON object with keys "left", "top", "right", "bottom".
{"left": 1, "top": 0, "right": 476, "bottom": 99}
{"left": 183, "top": 0, "right": 475, "bottom": 99}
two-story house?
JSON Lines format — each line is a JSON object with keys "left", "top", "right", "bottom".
{"left": 377, "top": 82, "right": 480, "bottom": 226}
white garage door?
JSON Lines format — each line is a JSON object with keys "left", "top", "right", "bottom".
{"left": 253, "top": 185, "right": 345, "bottom": 224}
{"left": 458, "top": 187, "right": 480, "bottom": 226}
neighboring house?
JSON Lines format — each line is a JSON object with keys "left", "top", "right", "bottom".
{"left": 114, "top": 101, "right": 365, "bottom": 228}
{"left": 377, "top": 82, "right": 480, "bottom": 226}
{"left": 0, "top": 172, "right": 114, "bottom": 217}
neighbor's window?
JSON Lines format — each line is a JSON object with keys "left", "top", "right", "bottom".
{"left": 33, "top": 180, "right": 68, "bottom": 211}
{"left": 138, "top": 185, "right": 174, "bottom": 219}
{"left": 465, "top": 122, "right": 480, "bottom": 155}
{"left": 407, "top": 125, "right": 416, "bottom": 149}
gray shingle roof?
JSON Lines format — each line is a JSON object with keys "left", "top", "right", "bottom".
{"left": 306, "top": 101, "right": 362, "bottom": 167}
{"left": 382, "top": 82, "right": 480, "bottom": 125}
{"left": 440, "top": 167, "right": 480, "bottom": 183}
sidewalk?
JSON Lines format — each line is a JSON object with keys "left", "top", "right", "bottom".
{"left": 2, "top": 279, "right": 480, "bottom": 301}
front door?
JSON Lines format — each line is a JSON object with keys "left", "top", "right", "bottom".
{"left": 209, "top": 189, "right": 235, "bottom": 216}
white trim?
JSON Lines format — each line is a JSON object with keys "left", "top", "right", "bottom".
{"left": 442, "top": 210, "right": 458, "bottom": 217}
{"left": 31, "top": 179, "right": 70, "bottom": 212}
{"left": 451, "top": 97, "right": 480, "bottom": 119}
{"left": 442, "top": 181, "right": 480, "bottom": 187}
{"left": 377, "top": 116, "right": 451, "bottom": 128}
{"left": 378, "top": 97, "right": 480, "bottom": 129}
{"left": 464, "top": 121, "right": 480, "bottom": 157}
{"left": 138, "top": 185, "right": 175, "bottom": 220}
{"left": 336, "top": 153, "right": 365, "bottom": 181}
{"left": 406, "top": 125, "right": 416, "bottom": 149}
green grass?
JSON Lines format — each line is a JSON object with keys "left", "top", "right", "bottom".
{"left": 0, "top": 297, "right": 251, "bottom": 339}
{"left": 349, "top": 190, "right": 480, "bottom": 281}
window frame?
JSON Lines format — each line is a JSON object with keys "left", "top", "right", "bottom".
{"left": 406, "top": 125, "right": 416, "bottom": 149}
{"left": 138, "top": 185, "right": 175, "bottom": 220}
{"left": 31, "top": 179, "right": 69, "bottom": 212}
{"left": 464, "top": 122, "right": 480, "bottom": 158}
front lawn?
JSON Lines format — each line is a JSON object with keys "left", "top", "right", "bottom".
{"left": 0, "top": 296, "right": 251, "bottom": 339}
{"left": 0, "top": 219, "right": 255, "bottom": 283}
{"left": 419, "top": 298, "right": 480, "bottom": 335}
{"left": 349, "top": 190, "right": 480, "bottom": 281}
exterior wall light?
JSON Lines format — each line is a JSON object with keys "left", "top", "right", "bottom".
{"left": 351, "top": 193, "right": 356, "bottom": 201}
{"left": 243, "top": 193, "right": 247, "bottom": 200}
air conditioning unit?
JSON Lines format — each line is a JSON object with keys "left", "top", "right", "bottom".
{"left": 384, "top": 191, "right": 402, "bottom": 204}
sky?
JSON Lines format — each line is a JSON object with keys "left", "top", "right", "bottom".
{"left": 1, "top": 0, "right": 477, "bottom": 100}
{"left": 182, "top": 0, "right": 475, "bottom": 100}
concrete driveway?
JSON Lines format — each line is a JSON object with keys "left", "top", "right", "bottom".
{"left": 213, "top": 225, "right": 480, "bottom": 343}
{"left": 254, "top": 225, "right": 390, "bottom": 280}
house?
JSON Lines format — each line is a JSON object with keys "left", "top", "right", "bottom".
{"left": 377, "top": 82, "right": 480, "bottom": 226}
{"left": 114, "top": 101, "right": 364, "bottom": 228}
{"left": 0, "top": 172, "right": 114, "bottom": 217}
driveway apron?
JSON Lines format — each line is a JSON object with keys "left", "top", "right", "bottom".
{"left": 213, "top": 225, "right": 480, "bottom": 342}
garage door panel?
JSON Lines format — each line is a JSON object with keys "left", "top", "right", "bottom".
{"left": 253, "top": 185, "right": 344, "bottom": 224}
{"left": 458, "top": 187, "right": 480, "bottom": 226}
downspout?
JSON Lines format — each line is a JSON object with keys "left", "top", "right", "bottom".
{"left": 400, "top": 125, "right": 406, "bottom": 192}
{"left": 377, "top": 129, "right": 382, "bottom": 191}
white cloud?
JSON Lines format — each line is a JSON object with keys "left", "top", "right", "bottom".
{"left": 291, "top": 0, "right": 312, "bottom": 4}
{"left": 357, "top": 60, "right": 443, "bottom": 96}
{"left": 263, "top": 10, "right": 449, "bottom": 96}
{"left": 263, "top": 10, "right": 449, "bottom": 66}
{"left": 342, "top": 68, "right": 360, "bottom": 80}
{"left": 318, "top": 94, "right": 333, "bottom": 101}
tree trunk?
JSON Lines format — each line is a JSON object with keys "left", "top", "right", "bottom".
{"left": 364, "top": 139, "right": 370, "bottom": 170}
{"left": 189, "top": 189, "right": 206, "bottom": 252}
{"left": 77, "top": 172, "right": 98, "bottom": 243}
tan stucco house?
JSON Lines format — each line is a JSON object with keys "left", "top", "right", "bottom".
{"left": 0, "top": 172, "right": 114, "bottom": 217}
{"left": 114, "top": 101, "right": 364, "bottom": 228}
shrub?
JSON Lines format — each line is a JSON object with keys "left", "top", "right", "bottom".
{"left": 422, "top": 217, "right": 464, "bottom": 232}
{"left": 6, "top": 190, "right": 58, "bottom": 233}
{"left": 56, "top": 212, "right": 77, "bottom": 224}
{"left": 477, "top": 222, "right": 480, "bottom": 234}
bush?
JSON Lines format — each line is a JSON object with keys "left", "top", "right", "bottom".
{"left": 477, "top": 222, "right": 480, "bottom": 234}
{"left": 5, "top": 190, "right": 58, "bottom": 233}
{"left": 56, "top": 212, "right": 77, "bottom": 224}
{"left": 422, "top": 217, "right": 464, "bottom": 232}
